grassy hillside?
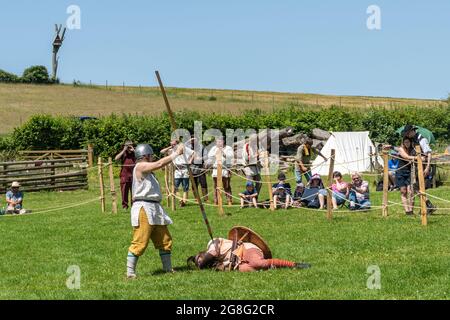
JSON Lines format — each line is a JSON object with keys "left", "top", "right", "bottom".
{"left": 0, "top": 83, "right": 445, "bottom": 135}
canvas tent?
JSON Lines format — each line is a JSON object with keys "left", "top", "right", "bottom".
{"left": 311, "top": 131, "right": 382, "bottom": 176}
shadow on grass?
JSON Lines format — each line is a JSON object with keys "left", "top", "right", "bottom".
{"left": 150, "top": 265, "right": 195, "bottom": 276}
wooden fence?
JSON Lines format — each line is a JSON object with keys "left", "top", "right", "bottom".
{"left": 0, "top": 157, "right": 88, "bottom": 193}
{"left": 18, "top": 146, "right": 93, "bottom": 167}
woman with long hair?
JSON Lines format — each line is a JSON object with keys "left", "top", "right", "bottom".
{"left": 396, "top": 137, "right": 417, "bottom": 215}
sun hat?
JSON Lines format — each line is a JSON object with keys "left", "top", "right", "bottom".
{"left": 11, "top": 181, "right": 21, "bottom": 188}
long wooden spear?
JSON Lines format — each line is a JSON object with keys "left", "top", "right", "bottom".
{"left": 155, "top": 71, "right": 214, "bottom": 241}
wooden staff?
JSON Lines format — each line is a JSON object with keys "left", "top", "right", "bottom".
{"left": 156, "top": 71, "right": 215, "bottom": 241}
{"left": 216, "top": 148, "right": 225, "bottom": 216}
{"left": 415, "top": 146, "right": 427, "bottom": 226}
{"left": 382, "top": 150, "right": 389, "bottom": 217}
{"left": 108, "top": 157, "right": 118, "bottom": 214}
{"left": 98, "top": 157, "right": 105, "bottom": 213}
{"left": 326, "top": 149, "right": 336, "bottom": 220}
{"left": 263, "top": 151, "right": 275, "bottom": 211}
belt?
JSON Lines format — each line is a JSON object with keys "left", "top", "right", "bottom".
{"left": 133, "top": 199, "right": 161, "bottom": 204}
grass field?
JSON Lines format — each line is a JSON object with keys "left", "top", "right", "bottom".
{"left": 0, "top": 83, "right": 445, "bottom": 134}
{"left": 1, "top": 171, "right": 450, "bottom": 300}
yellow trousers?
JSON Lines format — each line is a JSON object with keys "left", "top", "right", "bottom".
{"left": 128, "top": 208, "right": 173, "bottom": 256}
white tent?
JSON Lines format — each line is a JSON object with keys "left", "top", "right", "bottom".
{"left": 311, "top": 131, "right": 382, "bottom": 176}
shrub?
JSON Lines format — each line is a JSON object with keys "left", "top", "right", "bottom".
{"left": 0, "top": 69, "right": 20, "bottom": 83}
{"left": 22, "top": 65, "right": 50, "bottom": 84}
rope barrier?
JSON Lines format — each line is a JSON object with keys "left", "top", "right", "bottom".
{"left": 1, "top": 197, "right": 101, "bottom": 218}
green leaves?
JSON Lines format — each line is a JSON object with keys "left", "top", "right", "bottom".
{"left": 0, "top": 66, "right": 51, "bottom": 84}
{"left": 21, "top": 66, "right": 50, "bottom": 84}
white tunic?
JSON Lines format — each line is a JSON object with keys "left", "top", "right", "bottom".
{"left": 207, "top": 146, "right": 235, "bottom": 178}
{"left": 172, "top": 147, "right": 194, "bottom": 179}
{"left": 130, "top": 165, "right": 173, "bottom": 227}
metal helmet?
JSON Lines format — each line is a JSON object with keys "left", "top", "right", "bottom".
{"left": 134, "top": 144, "right": 154, "bottom": 160}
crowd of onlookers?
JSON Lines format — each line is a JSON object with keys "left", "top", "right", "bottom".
{"left": 114, "top": 136, "right": 370, "bottom": 212}
{"left": 239, "top": 170, "right": 371, "bottom": 211}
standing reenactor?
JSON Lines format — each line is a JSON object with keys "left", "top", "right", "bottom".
{"left": 207, "top": 137, "right": 235, "bottom": 206}
{"left": 242, "top": 134, "right": 262, "bottom": 197}
{"left": 115, "top": 141, "right": 136, "bottom": 211}
{"left": 294, "top": 138, "right": 327, "bottom": 185}
{"left": 126, "top": 143, "right": 184, "bottom": 279}
{"left": 161, "top": 139, "right": 194, "bottom": 207}
{"left": 190, "top": 136, "right": 210, "bottom": 203}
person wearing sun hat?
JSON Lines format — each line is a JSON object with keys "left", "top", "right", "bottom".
{"left": 5, "top": 181, "right": 26, "bottom": 214}
{"left": 401, "top": 124, "right": 436, "bottom": 215}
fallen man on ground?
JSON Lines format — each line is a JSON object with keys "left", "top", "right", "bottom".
{"left": 187, "top": 226, "right": 311, "bottom": 272}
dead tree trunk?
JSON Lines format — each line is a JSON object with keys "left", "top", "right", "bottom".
{"left": 52, "top": 24, "right": 66, "bottom": 81}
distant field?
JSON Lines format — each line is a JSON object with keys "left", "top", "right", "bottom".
{"left": 0, "top": 83, "right": 444, "bottom": 134}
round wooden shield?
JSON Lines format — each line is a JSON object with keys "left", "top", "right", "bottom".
{"left": 228, "top": 226, "right": 272, "bottom": 259}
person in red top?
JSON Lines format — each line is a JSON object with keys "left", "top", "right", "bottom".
{"left": 115, "top": 140, "right": 136, "bottom": 210}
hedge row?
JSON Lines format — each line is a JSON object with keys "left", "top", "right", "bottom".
{"left": 1, "top": 105, "right": 449, "bottom": 158}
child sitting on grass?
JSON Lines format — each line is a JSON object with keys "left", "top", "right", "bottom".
{"left": 239, "top": 181, "right": 258, "bottom": 209}
{"left": 272, "top": 172, "right": 292, "bottom": 209}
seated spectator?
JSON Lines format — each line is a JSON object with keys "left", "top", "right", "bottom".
{"left": 239, "top": 181, "right": 258, "bottom": 209}
{"left": 330, "top": 171, "right": 349, "bottom": 209}
{"left": 303, "top": 174, "right": 328, "bottom": 209}
{"left": 348, "top": 173, "right": 371, "bottom": 210}
{"left": 5, "top": 182, "right": 28, "bottom": 215}
{"left": 272, "top": 172, "right": 292, "bottom": 209}
{"left": 292, "top": 183, "right": 305, "bottom": 208}
{"left": 388, "top": 155, "right": 399, "bottom": 191}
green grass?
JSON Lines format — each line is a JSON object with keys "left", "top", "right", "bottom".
{"left": 1, "top": 172, "right": 450, "bottom": 300}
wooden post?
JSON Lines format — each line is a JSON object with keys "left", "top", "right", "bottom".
{"left": 87, "top": 144, "right": 94, "bottom": 167}
{"left": 216, "top": 148, "right": 225, "bottom": 216}
{"left": 164, "top": 166, "right": 170, "bottom": 207}
{"left": 382, "top": 151, "right": 389, "bottom": 217}
{"left": 170, "top": 163, "right": 176, "bottom": 211}
{"left": 108, "top": 157, "right": 118, "bottom": 214}
{"left": 326, "top": 149, "right": 336, "bottom": 220}
{"left": 98, "top": 157, "right": 106, "bottom": 213}
{"left": 432, "top": 164, "right": 437, "bottom": 189}
{"left": 263, "top": 151, "right": 275, "bottom": 211}
{"left": 50, "top": 161, "right": 56, "bottom": 187}
{"left": 369, "top": 146, "right": 374, "bottom": 173}
{"left": 415, "top": 146, "right": 427, "bottom": 226}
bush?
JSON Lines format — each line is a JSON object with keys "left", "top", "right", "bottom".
{"left": 22, "top": 65, "right": 50, "bottom": 84}
{"left": 0, "top": 69, "right": 20, "bottom": 83}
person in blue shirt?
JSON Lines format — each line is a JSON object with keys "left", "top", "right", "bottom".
{"left": 5, "top": 182, "right": 25, "bottom": 214}
{"left": 388, "top": 154, "right": 400, "bottom": 191}
{"left": 272, "top": 172, "right": 292, "bottom": 209}
{"left": 239, "top": 181, "right": 258, "bottom": 209}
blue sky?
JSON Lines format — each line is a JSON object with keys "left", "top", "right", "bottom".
{"left": 1, "top": 1, "right": 449, "bottom": 99}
